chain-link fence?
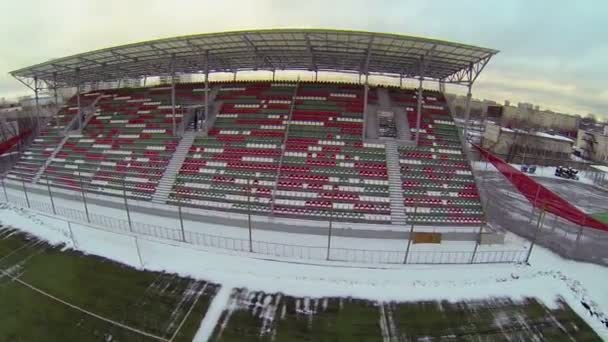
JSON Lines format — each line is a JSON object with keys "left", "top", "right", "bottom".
{"left": 0, "top": 178, "right": 528, "bottom": 265}
{"left": 470, "top": 148, "right": 608, "bottom": 267}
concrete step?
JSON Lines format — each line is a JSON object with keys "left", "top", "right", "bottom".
{"left": 31, "top": 134, "right": 72, "bottom": 184}
{"left": 384, "top": 140, "right": 407, "bottom": 225}
{"left": 151, "top": 131, "right": 196, "bottom": 204}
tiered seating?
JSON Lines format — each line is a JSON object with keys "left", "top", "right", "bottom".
{"left": 41, "top": 89, "right": 183, "bottom": 200}
{"left": 169, "top": 82, "right": 294, "bottom": 211}
{"left": 273, "top": 83, "right": 391, "bottom": 222}
{"left": 396, "top": 89, "right": 484, "bottom": 225}
{"left": 6, "top": 92, "right": 100, "bottom": 182}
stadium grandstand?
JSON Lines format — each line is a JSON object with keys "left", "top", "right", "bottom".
{"left": 2, "top": 29, "right": 498, "bottom": 227}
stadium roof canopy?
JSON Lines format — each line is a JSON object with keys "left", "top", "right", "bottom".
{"left": 10, "top": 29, "right": 498, "bottom": 89}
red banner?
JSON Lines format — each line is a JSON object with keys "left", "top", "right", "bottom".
{"left": 474, "top": 144, "right": 608, "bottom": 232}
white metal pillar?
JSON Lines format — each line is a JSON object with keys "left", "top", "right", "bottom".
{"left": 399, "top": 75, "right": 403, "bottom": 88}
{"left": 463, "top": 83, "right": 473, "bottom": 142}
{"left": 415, "top": 67, "right": 424, "bottom": 146}
{"left": 439, "top": 79, "right": 446, "bottom": 93}
{"left": 76, "top": 69, "right": 82, "bottom": 131}
{"left": 33, "top": 77, "right": 41, "bottom": 135}
{"left": 314, "top": 70, "right": 318, "bottom": 82}
{"left": 143, "top": 76, "right": 147, "bottom": 87}
{"left": 272, "top": 69, "right": 276, "bottom": 82}
{"left": 363, "top": 73, "right": 369, "bottom": 118}
{"left": 52, "top": 73, "right": 59, "bottom": 129}
{"left": 203, "top": 51, "right": 209, "bottom": 132}
{"left": 233, "top": 71, "right": 237, "bottom": 82}
{"left": 52, "top": 73, "right": 59, "bottom": 106}
{"left": 171, "top": 60, "right": 176, "bottom": 136}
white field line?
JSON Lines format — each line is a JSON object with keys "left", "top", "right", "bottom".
{"left": 0, "top": 239, "right": 43, "bottom": 263}
{"left": 0, "top": 267, "right": 169, "bottom": 341}
{"left": 168, "top": 282, "right": 208, "bottom": 342}
{"left": 193, "top": 286, "right": 233, "bottom": 342}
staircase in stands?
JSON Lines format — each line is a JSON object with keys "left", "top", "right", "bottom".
{"left": 385, "top": 140, "right": 407, "bottom": 225}
{"left": 31, "top": 133, "right": 72, "bottom": 184}
{"left": 151, "top": 130, "right": 196, "bottom": 204}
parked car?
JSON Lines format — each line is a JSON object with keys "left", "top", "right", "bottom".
{"left": 555, "top": 166, "right": 579, "bottom": 180}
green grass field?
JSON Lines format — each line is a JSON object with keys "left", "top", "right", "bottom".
{"left": 0, "top": 227, "right": 218, "bottom": 341}
{"left": 0, "top": 226, "right": 602, "bottom": 341}
{"left": 592, "top": 212, "right": 608, "bottom": 225}
{"left": 211, "top": 289, "right": 601, "bottom": 341}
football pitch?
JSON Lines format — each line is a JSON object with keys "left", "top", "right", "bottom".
{"left": 0, "top": 226, "right": 602, "bottom": 341}
{"left": 210, "top": 290, "right": 601, "bottom": 341}
{"left": 0, "top": 227, "right": 218, "bottom": 341}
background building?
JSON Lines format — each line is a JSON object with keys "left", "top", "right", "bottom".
{"left": 577, "top": 129, "right": 608, "bottom": 163}
{"left": 499, "top": 102, "right": 579, "bottom": 136}
{"left": 483, "top": 122, "right": 576, "bottom": 166}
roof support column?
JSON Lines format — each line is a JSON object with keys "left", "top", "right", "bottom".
{"left": 463, "top": 83, "right": 473, "bottom": 142}
{"left": 415, "top": 58, "right": 425, "bottom": 146}
{"left": 53, "top": 73, "right": 59, "bottom": 128}
{"left": 171, "top": 57, "right": 176, "bottom": 137}
{"left": 143, "top": 76, "right": 147, "bottom": 87}
{"left": 203, "top": 51, "right": 209, "bottom": 132}
{"left": 439, "top": 79, "right": 445, "bottom": 93}
{"left": 233, "top": 71, "right": 237, "bottom": 82}
{"left": 399, "top": 75, "right": 403, "bottom": 88}
{"left": 33, "top": 76, "right": 41, "bottom": 136}
{"left": 314, "top": 71, "right": 318, "bottom": 82}
{"left": 76, "top": 68, "right": 82, "bottom": 131}
{"left": 272, "top": 69, "right": 276, "bottom": 82}
{"left": 463, "top": 62, "right": 474, "bottom": 142}
{"left": 363, "top": 73, "right": 369, "bottom": 123}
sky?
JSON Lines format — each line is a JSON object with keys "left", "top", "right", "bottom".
{"left": 0, "top": 0, "right": 606, "bottom": 118}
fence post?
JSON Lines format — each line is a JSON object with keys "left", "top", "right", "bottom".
{"left": 122, "top": 178, "right": 133, "bottom": 232}
{"left": 177, "top": 193, "right": 185, "bottom": 242}
{"left": 572, "top": 216, "right": 586, "bottom": 257}
{"left": 21, "top": 179, "right": 30, "bottom": 208}
{"left": 525, "top": 203, "right": 546, "bottom": 263}
{"left": 529, "top": 186, "right": 541, "bottom": 223}
{"left": 470, "top": 222, "right": 484, "bottom": 264}
{"left": 247, "top": 178, "right": 253, "bottom": 253}
{"left": 45, "top": 175, "right": 56, "bottom": 215}
{"left": 134, "top": 236, "right": 144, "bottom": 269}
{"left": 403, "top": 203, "right": 418, "bottom": 264}
{"left": 1, "top": 178, "right": 8, "bottom": 202}
{"left": 67, "top": 220, "right": 76, "bottom": 248}
{"left": 326, "top": 196, "right": 334, "bottom": 261}
{"left": 78, "top": 171, "right": 90, "bottom": 223}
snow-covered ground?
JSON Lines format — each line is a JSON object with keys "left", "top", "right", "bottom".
{"left": 0, "top": 204, "right": 606, "bottom": 339}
